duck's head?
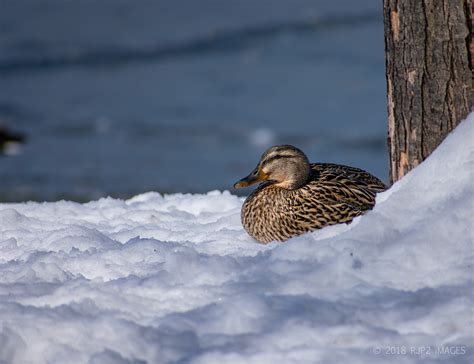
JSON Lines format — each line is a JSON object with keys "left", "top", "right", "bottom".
{"left": 234, "top": 145, "right": 311, "bottom": 190}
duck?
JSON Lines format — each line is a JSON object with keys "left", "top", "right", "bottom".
{"left": 234, "top": 145, "right": 387, "bottom": 243}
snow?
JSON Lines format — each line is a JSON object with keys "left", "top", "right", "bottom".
{"left": 1, "top": 116, "right": 473, "bottom": 364}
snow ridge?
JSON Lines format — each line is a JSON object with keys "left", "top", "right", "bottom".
{"left": 0, "top": 117, "right": 473, "bottom": 363}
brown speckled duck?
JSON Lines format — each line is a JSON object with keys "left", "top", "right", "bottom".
{"left": 234, "top": 145, "right": 386, "bottom": 243}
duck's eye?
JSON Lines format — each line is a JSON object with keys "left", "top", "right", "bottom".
{"left": 263, "top": 154, "right": 290, "bottom": 165}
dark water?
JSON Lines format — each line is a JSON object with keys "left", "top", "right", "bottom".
{"left": 0, "top": 0, "right": 388, "bottom": 202}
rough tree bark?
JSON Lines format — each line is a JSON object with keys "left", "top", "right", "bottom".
{"left": 384, "top": 0, "right": 472, "bottom": 184}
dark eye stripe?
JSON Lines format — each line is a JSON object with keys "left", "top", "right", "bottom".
{"left": 262, "top": 154, "right": 294, "bottom": 166}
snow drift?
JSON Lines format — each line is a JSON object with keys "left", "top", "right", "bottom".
{"left": 0, "top": 115, "right": 473, "bottom": 364}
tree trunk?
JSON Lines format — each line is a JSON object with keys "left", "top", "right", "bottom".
{"left": 384, "top": 0, "right": 472, "bottom": 184}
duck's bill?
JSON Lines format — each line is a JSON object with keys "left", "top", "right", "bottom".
{"left": 233, "top": 168, "right": 268, "bottom": 189}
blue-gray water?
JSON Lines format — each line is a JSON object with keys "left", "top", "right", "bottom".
{"left": 0, "top": 0, "right": 387, "bottom": 202}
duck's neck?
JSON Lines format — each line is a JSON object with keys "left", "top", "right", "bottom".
{"left": 273, "top": 167, "right": 311, "bottom": 190}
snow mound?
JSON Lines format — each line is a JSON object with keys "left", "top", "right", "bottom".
{"left": 1, "top": 116, "right": 473, "bottom": 364}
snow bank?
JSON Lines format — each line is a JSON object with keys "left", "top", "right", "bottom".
{"left": 1, "top": 116, "right": 473, "bottom": 364}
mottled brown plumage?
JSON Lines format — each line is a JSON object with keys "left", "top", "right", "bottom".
{"left": 234, "top": 145, "right": 386, "bottom": 243}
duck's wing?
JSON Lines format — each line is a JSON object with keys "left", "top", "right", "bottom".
{"left": 306, "top": 163, "right": 387, "bottom": 210}
{"left": 311, "top": 163, "right": 387, "bottom": 192}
